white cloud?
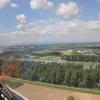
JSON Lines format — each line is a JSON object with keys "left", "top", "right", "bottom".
{"left": 17, "top": 19, "right": 100, "bottom": 35}
{"left": 16, "top": 19, "right": 100, "bottom": 41}
{"left": 10, "top": 2, "right": 18, "bottom": 8}
{"left": 30, "top": 0, "right": 53, "bottom": 9}
{"left": 16, "top": 14, "right": 26, "bottom": 23}
{"left": 17, "top": 24, "right": 24, "bottom": 30}
{"left": 57, "top": 1, "right": 79, "bottom": 18}
{"left": 0, "top": 0, "right": 10, "bottom": 9}
{"left": 1, "top": 19, "right": 100, "bottom": 46}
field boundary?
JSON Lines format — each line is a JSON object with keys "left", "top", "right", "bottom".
{"left": 9, "top": 78, "right": 100, "bottom": 95}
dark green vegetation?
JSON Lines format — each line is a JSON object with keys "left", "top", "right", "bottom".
{"left": 21, "top": 62, "right": 100, "bottom": 90}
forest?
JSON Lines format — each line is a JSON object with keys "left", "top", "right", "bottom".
{"left": 21, "top": 61, "right": 100, "bottom": 89}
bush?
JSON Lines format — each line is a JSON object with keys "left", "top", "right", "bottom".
{"left": 67, "top": 96, "right": 75, "bottom": 100}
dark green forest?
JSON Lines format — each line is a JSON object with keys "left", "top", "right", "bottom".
{"left": 21, "top": 61, "right": 100, "bottom": 89}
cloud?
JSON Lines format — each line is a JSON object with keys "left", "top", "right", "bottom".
{"left": 26, "top": 19, "right": 100, "bottom": 39}
{"left": 0, "top": 0, "right": 10, "bottom": 9}
{"left": 15, "top": 19, "right": 100, "bottom": 42}
{"left": 16, "top": 14, "right": 26, "bottom": 23}
{"left": 56, "top": 1, "right": 79, "bottom": 18}
{"left": 16, "top": 14, "right": 27, "bottom": 32}
{"left": 10, "top": 2, "right": 18, "bottom": 8}
{"left": 30, "top": 0, "right": 53, "bottom": 10}
{"left": 1, "top": 19, "right": 100, "bottom": 46}
{"left": 17, "top": 24, "right": 24, "bottom": 30}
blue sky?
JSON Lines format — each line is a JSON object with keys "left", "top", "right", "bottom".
{"left": 0, "top": 0, "right": 100, "bottom": 45}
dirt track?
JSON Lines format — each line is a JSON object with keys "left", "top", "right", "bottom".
{"left": 15, "top": 84, "right": 100, "bottom": 100}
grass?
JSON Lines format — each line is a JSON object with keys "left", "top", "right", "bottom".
{"left": 67, "top": 96, "right": 75, "bottom": 100}
{"left": 9, "top": 78, "right": 100, "bottom": 95}
{"left": 6, "top": 79, "right": 23, "bottom": 89}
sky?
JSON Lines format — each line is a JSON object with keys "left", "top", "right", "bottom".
{"left": 0, "top": 0, "right": 100, "bottom": 46}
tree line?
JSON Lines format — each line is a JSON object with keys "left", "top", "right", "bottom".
{"left": 32, "top": 51, "right": 61, "bottom": 56}
{"left": 62, "top": 54, "right": 100, "bottom": 62}
{"left": 22, "top": 61, "right": 100, "bottom": 89}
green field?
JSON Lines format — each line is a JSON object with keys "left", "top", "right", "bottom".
{"left": 32, "top": 56, "right": 61, "bottom": 61}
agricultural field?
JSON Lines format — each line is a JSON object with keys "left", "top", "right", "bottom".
{"left": 32, "top": 55, "right": 61, "bottom": 61}
{"left": 15, "top": 83, "right": 100, "bottom": 100}
{"left": 8, "top": 79, "right": 100, "bottom": 100}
